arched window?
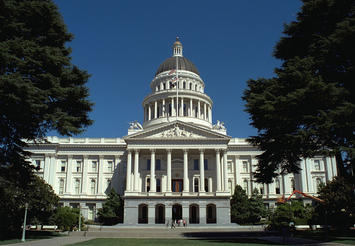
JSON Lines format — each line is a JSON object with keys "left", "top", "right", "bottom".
{"left": 206, "top": 204, "right": 216, "bottom": 223}
{"left": 195, "top": 106, "right": 198, "bottom": 117}
{"left": 194, "top": 178, "right": 199, "bottom": 192}
{"left": 74, "top": 179, "right": 80, "bottom": 194}
{"left": 163, "top": 83, "right": 166, "bottom": 90}
{"left": 205, "top": 178, "right": 209, "bottom": 192}
{"left": 183, "top": 81, "right": 186, "bottom": 89}
{"left": 168, "top": 104, "right": 172, "bottom": 116}
{"left": 157, "top": 106, "right": 160, "bottom": 117}
{"left": 189, "top": 83, "right": 192, "bottom": 90}
{"left": 138, "top": 204, "right": 148, "bottom": 224}
{"left": 183, "top": 104, "right": 187, "bottom": 116}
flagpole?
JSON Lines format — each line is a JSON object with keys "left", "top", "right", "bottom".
{"left": 176, "top": 54, "right": 179, "bottom": 122}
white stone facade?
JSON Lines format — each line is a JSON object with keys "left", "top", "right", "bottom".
{"left": 25, "top": 39, "right": 337, "bottom": 225}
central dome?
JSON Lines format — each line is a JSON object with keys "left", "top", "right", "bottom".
{"left": 155, "top": 56, "right": 200, "bottom": 76}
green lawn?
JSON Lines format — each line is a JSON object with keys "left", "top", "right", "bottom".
{"left": 67, "top": 238, "right": 279, "bottom": 246}
{"left": 295, "top": 230, "right": 355, "bottom": 245}
{"left": 0, "top": 231, "right": 63, "bottom": 245}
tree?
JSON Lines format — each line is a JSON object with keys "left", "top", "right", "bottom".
{"left": 314, "top": 176, "right": 355, "bottom": 228}
{"left": 97, "top": 189, "right": 123, "bottom": 225}
{"left": 52, "top": 206, "right": 83, "bottom": 231}
{"left": 0, "top": 175, "right": 59, "bottom": 239}
{"left": 248, "top": 188, "right": 267, "bottom": 224}
{"left": 230, "top": 185, "right": 250, "bottom": 224}
{"left": 243, "top": 0, "right": 355, "bottom": 183}
{"left": 0, "top": 0, "right": 93, "bottom": 187}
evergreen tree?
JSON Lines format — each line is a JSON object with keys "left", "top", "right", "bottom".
{"left": 230, "top": 185, "right": 250, "bottom": 224}
{"left": 243, "top": 0, "right": 355, "bottom": 183}
{"left": 0, "top": 0, "right": 93, "bottom": 186}
{"left": 97, "top": 189, "right": 123, "bottom": 225}
{"left": 248, "top": 188, "right": 267, "bottom": 224}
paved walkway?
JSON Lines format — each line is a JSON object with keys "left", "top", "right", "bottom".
{"left": 2, "top": 228, "right": 351, "bottom": 246}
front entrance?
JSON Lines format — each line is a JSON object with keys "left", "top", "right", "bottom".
{"left": 172, "top": 179, "right": 183, "bottom": 192}
{"left": 172, "top": 204, "right": 182, "bottom": 221}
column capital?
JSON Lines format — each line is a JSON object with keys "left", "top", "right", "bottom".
{"left": 183, "top": 149, "right": 189, "bottom": 154}
{"left": 150, "top": 149, "right": 156, "bottom": 153}
{"left": 126, "top": 149, "right": 132, "bottom": 154}
{"left": 134, "top": 149, "right": 140, "bottom": 154}
{"left": 83, "top": 155, "right": 89, "bottom": 159}
{"left": 166, "top": 149, "right": 172, "bottom": 153}
{"left": 215, "top": 149, "right": 221, "bottom": 154}
{"left": 67, "top": 155, "right": 73, "bottom": 159}
{"left": 199, "top": 148, "right": 205, "bottom": 153}
{"left": 99, "top": 155, "right": 105, "bottom": 159}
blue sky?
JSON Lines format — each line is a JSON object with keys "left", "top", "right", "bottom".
{"left": 52, "top": 0, "right": 302, "bottom": 138}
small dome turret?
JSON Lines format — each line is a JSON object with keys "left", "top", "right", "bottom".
{"left": 173, "top": 37, "right": 183, "bottom": 57}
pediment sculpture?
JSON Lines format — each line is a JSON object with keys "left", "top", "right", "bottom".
{"left": 161, "top": 125, "right": 194, "bottom": 138}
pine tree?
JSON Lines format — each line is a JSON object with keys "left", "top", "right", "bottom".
{"left": 230, "top": 185, "right": 250, "bottom": 224}
{"left": 97, "top": 189, "right": 123, "bottom": 225}
{"left": 248, "top": 188, "right": 267, "bottom": 224}
{"left": 243, "top": 0, "right": 355, "bottom": 183}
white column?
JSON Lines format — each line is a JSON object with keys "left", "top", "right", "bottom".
{"left": 134, "top": 150, "right": 140, "bottom": 192}
{"left": 325, "top": 157, "right": 333, "bottom": 182}
{"left": 154, "top": 101, "right": 157, "bottom": 119}
{"left": 150, "top": 149, "right": 156, "bottom": 192}
{"left": 148, "top": 105, "right": 151, "bottom": 120}
{"left": 66, "top": 155, "right": 73, "bottom": 194}
{"left": 181, "top": 97, "right": 184, "bottom": 116}
{"left": 171, "top": 98, "right": 175, "bottom": 116}
{"left": 126, "top": 150, "right": 132, "bottom": 192}
{"left": 98, "top": 155, "right": 104, "bottom": 194}
{"left": 209, "top": 106, "right": 212, "bottom": 123}
{"left": 49, "top": 154, "right": 56, "bottom": 187}
{"left": 183, "top": 149, "right": 189, "bottom": 192}
{"left": 199, "top": 149, "right": 205, "bottom": 192}
{"left": 198, "top": 100, "right": 201, "bottom": 119}
{"left": 223, "top": 151, "right": 228, "bottom": 192}
{"left": 234, "top": 156, "right": 238, "bottom": 187}
{"left": 82, "top": 155, "right": 88, "bottom": 194}
{"left": 167, "top": 149, "right": 172, "bottom": 192}
{"left": 208, "top": 177, "right": 212, "bottom": 192}
{"left": 216, "top": 150, "right": 222, "bottom": 192}
{"left": 204, "top": 102, "right": 207, "bottom": 120}
{"left": 162, "top": 99, "right": 165, "bottom": 117}
{"left": 189, "top": 98, "right": 193, "bottom": 117}
{"left": 305, "top": 158, "right": 313, "bottom": 193}
{"left": 44, "top": 154, "right": 50, "bottom": 182}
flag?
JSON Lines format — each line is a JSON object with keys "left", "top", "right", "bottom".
{"left": 168, "top": 69, "right": 176, "bottom": 75}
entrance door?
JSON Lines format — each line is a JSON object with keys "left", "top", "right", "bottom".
{"left": 172, "top": 179, "right": 183, "bottom": 192}
{"left": 172, "top": 204, "right": 182, "bottom": 221}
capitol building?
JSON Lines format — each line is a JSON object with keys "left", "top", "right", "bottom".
{"left": 26, "top": 39, "right": 337, "bottom": 226}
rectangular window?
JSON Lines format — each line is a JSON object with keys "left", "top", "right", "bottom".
{"left": 204, "top": 159, "right": 208, "bottom": 170}
{"left": 242, "top": 161, "right": 248, "bottom": 173}
{"left": 147, "top": 159, "right": 151, "bottom": 170}
{"left": 61, "top": 161, "right": 66, "bottom": 172}
{"left": 75, "top": 179, "right": 80, "bottom": 194}
{"left": 227, "top": 161, "right": 232, "bottom": 172}
{"left": 91, "top": 161, "right": 97, "bottom": 172}
{"left": 76, "top": 161, "right": 81, "bottom": 172}
{"left": 59, "top": 179, "right": 64, "bottom": 194}
{"left": 35, "top": 160, "right": 41, "bottom": 169}
{"left": 275, "top": 179, "right": 280, "bottom": 194}
{"left": 107, "top": 161, "right": 113, "bottom": 172}
{"left": 194, "top": 159, "right": 199, "bottom": 170}
{"left": 156, "top": 159, "right": 161, "bottom": 170}
{"left": 90, "top": 179, "right": 96, "bottom": 194}
{"left": 314, "top": 160, "right": 321, "bottom": 171}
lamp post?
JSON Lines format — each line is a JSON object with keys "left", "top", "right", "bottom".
{"left": 78, "top": 205, "right": 81, "bottom": 232}
{"left": 21, "top": 203, "right": 28, "bottom": 242}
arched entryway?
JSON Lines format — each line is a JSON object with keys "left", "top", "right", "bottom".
{"left": 138, "top": 204, "right": 148, "bottom": 224}
{"left": 206, "top": 204, "right": 216, "bottom": 224}
{"left": 189, "top": 204, "right": 199, "bottom": 224}
{"left": 155, "top": 204, "right": 165, "bottom": 224}
{"left": 172, "top": 204, "right": 182, "bottom": 221}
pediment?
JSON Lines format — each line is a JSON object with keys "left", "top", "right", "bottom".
{"left": 124, "top": 121, "right": 230, "bottom": 141}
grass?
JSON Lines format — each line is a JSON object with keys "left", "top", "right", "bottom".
{"left": 67, "top": 238, "right": 279, "bottom": 246}
{"left": 0, "top": 231, "right": 63, "bottom": 245}
{"left": 295, "top": 230, "right": 355, "bottom": 245}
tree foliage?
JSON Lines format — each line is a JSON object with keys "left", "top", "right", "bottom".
{"left": 97, "top": 189, "right": 123, "bottom": 225}
{"left": 243, "top": 0, "right": 355, "bottom": 183}
{"left": 314, "top": 176, "right": 355, "bottom": 228}
{"left": 52, "top": 206, "right": 83, "bottom": 231}
{"left": 0, "top": 175, "right": 59, "bottom": 239}
{"left": 0, "top": 0, "right": 93, "bottom": 186}
{"left": 230, "top": 185, "right": 267, "bottom": 224}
